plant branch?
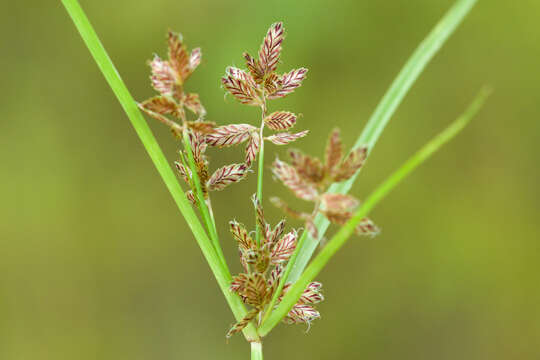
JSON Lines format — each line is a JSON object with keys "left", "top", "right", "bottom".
{"left": 61, "top": 0, "right": 259, "bottom": 341}
{"left": 258, "top": 87, "right": 491, "bottom": 336}
{"left": 288, "top": 0, "right": 479, "bottom": 283}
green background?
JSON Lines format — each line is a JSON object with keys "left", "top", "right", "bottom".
{"left": 1, "top": 0, "right": 539, "bottom": 359}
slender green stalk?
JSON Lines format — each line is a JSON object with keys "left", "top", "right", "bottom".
{"left": 61, "top": 0, "right": 259, "bottom": 342}
{"left": 288, "top": 0, "right": 479, "bottom": 283}
{"left": 181, "top": 131, "right": 228, "bottom": 269}
{"left": 255, "top": 135, "right": 265, "bottom": 246}
{"left": 259, "top": 87, "right": 491, "bottom": 336}
{"left": 251, "top": 341, "right": 263, "bottom": 360}
{"left": 255, "top": 100, "right": 267, "bottom": 247}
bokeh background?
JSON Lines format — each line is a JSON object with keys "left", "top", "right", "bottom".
{"left": 1, "top": 0, "right": 539, "bottom": 359}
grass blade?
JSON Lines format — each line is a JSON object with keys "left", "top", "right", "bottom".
{"left": 288, "top": 0, "right": 479, "bottom": 283}
{"left": 61, "top": 0, "right": 259, "bottom": 341}
{"left": 259, "top": 87, "right": 491, "bottom": 336}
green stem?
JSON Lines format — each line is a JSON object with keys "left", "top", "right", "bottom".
{"left": 61, "top": 0, "right": 259, "bottom": 342}
{"left": 288, "top": 0, "right": 479, "bottom": 283}
{"left": 251, "top": 341, "right": 263, "bottom": 360}
{"left": 258, "top": 87, "right": 491, "bottom": 337}
{"left": 255, "top": 100, "right": 267, "bottom": 247}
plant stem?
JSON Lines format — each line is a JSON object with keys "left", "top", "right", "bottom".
{"left": 255, "top": 98, "right": 267, "bottom": 247}
{"left": 258, "top": 87, "right": 491, "bottom": 336}
{"left": 61, "top": 0, "right": 259, "bottom": 342}
{"left": 287, "top": 0, "right": 479, "bottom": 283}
{"left": 251, "top": 341, "right": 263, "bottom": 360}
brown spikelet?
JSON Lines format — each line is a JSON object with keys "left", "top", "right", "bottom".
{"left": 186, "top": 190, "right": 196, "bottom": 205}
{"left": 222, "top": 67, "right": 261, "bottom": 106}
{"left": 207, "top": 164, "right": 248, "bottom": 191}
{"left": 271, "top": 231, "right": 297, "bottom": 264}
{"left": 140, "top": 96, "right": 180, "bottom": 116}
{"left": 242, "top": 273, "right": 268, "bottom": 306}
{"left": 305, "top": 219, "right": 319, "bottom": 240}
{"left": 289, "top": 149, "right": 325, "bottom": 185}
{"left": 138, "top": 97, "right": 184, "bottom": 132}
{"left": 243, "top": 52, "right": 264, "bottom": 84}
{"left": 259, "top": 22, "right": 284, "bottom": 75}
{"left": 268, "top": 265, "right": 283, "bottom": 289}
{"left": 265, "top": 219, "right": 286, "bottom": 247}
{"left": 186, "top": 120, "right": 215, "bottom": 135}
{"left": 264, "top": 73, "right": 281, "bottom": 96}
{"left": 264, "top": 111, "right": 297, "bottom": 131}
{"left": 272, "top": 158, "right": 319, "bottom": 201}
{"left": 188, "top": 47, "right": 201, "bottom": 71}
{"left": 334, "top": 146, "right": 368, "bottom": 182}
{"left": 149, "top": 55, "right": 176, "bottom": 96}
{"left": 321, "top": 193, "right": 359, "bottom": 213}
{"left": 205, "top": 124, "right": 256, "bottom": 147}
{"left": 300, "top": 282, "right": 324, "bottom": 304}
{"left": 323, "top": 211, "right": 380, "bottom": 237}
{"left": 230, "top": 273, "right": 249, "bottom": 293}
{"left": 354, "top": 217, "right": 380, "bottom": 236}
{"left": 325, "top": 128, "right": 343, "bottom": 175}
{"left": 226, "top": 308, "right": 259, "bottom": 338}
{"left": 284, "top": 304, "right": 320, "bottom": 325}
{"left": 229, "top": 221, "right": 254, "bottom": 252}
{"left": 183, "top": 93, "right": 206, "bottom": 116}
{"left": 175, "top": 161, "right": 191, "bottom": 184}
{"left": 187, "top": 131, "right": 207, "bottom": 166}
{"left": 245, "top": 131, "right": 261, "bottom": 167}
{"left": 267, "top": 68, "right": 308, "bottom": 99}
{"left": 252, "top": 195, "right": 266, "bottom": 234}
{"left": 266, "top": 130, "right": 308, "bottom": 145}
{"left": 167, "top": 31, "right": 191, "bottom": 83}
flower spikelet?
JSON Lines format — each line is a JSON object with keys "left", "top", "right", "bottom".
{"left": 140, "top": 31, "right": 211, "bottom": 137}
{"left": 271, "top": 128, "right": 379, "bottom": 238}
{"left": 227, "top": 198, "right": 323, "bottom": 337}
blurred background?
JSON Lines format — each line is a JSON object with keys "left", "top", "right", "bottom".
{"left": 1, "top": 0, "right": 539, "bottom": 359}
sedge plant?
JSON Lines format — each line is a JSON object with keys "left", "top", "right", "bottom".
{"left": 61, "top": 0, "right": 488, "bottom": 358}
